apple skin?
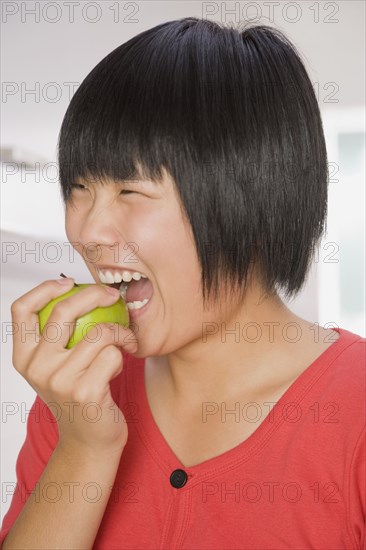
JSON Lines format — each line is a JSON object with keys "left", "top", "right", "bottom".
{"left": 38, "top": 284, "right": 129, "bottom": 349}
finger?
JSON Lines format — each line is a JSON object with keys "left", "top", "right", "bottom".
{"left": 11, "top": 278, "right": 75, "bottom": 373}
{"left": 46, "top": 340, "right": 124, "bottom": 404}
{"left": 65, "top": 322, "right": 137, "bottom": 373}
{"left": 76, "top": 344, "right": 125, "bottom": 402}
{"left": 32, "top": 324, "right": 136, "bottom": 398}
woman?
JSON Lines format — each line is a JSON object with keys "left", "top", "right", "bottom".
{"left": 1, "top": 17, "right": 364, "bottom": 549}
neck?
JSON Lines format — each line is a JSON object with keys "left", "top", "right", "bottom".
{"left": 148, "top": 286, "right": 314, "bottom": 408}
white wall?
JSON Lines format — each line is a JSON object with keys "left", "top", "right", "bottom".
{"left": 1, "top": 0, "right": 365, "bottom": 523}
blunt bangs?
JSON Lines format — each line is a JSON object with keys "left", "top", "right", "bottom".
{"left": 58, "top": 17, "right": 329, "bottom": 307}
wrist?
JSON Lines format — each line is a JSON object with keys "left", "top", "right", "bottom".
{"left": 54, "top": 440, "right": 125, "bottom": 467}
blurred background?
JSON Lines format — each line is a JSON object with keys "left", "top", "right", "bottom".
{"left": 1, "top": 0, "right": 365, "bottom": 522}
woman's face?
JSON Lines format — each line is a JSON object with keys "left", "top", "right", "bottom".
{"left": 65, "top": 169, "right": 229, "bottom": 357}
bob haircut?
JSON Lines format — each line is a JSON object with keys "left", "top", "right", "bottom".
{"left": 58, "top": 17, "right": 329, "bottom": 309}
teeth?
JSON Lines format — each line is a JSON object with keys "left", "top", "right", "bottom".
{"left": 114, "top": 272, "right": 123, "bottom": 283}
{"left": 104, "top": 270, "right": 115, "bottom": 284}
{"left": 119, "top": 283, "right": 128, "bottom": 301}
{"left": 126, "top": 298, "right": 150, "bottom": 310}
{"left": 122, "top": 271, "right": 132, "bottom": 282}
{"left": 96, "top": 267, "right": 147, "bottom": 284}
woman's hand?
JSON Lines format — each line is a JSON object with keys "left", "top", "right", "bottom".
{"left": 11, "top": 278, "right": 138, "bottom": 458}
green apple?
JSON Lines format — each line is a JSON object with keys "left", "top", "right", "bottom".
{"left": 38, "top": 283, "right": 129, "bottom": 349}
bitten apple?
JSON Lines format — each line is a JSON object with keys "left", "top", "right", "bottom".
{"left": 38, "top": 283, "right": 129, "bottom": 349}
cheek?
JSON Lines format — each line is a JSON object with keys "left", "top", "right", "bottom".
{"left": 137, "top": 207, "right": 202, "bottom": 297}
{"left": 131, "top": 201, "right": 200, "bottom": 272}
{"left": 126, "top": 204, "right": 174, "bottom": 256}
{"left": 65, "top": 207, "right": 84, "bottom": 255}
{"left": 65, "top": 207, "right": 75, "bottom": 241}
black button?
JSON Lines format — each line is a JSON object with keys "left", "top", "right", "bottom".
{"left": 170, "top": 469, "right": 188, "bottom": 488}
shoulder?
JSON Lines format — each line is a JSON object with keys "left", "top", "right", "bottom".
{"left": 312, "top": 328, "right": 365, "bottom": 432}
{"left": 325, "top": 328, "right": 365, "bottom": 390}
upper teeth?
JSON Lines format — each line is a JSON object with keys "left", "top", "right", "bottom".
{"left": 96, "top": 268, "right": 147, "bottom": 284}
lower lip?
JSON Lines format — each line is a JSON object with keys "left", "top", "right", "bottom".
{"left": 126, "top": 294, "right": 153, "bottom": 320}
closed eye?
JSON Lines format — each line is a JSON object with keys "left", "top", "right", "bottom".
{"left": 70, "top": 183, "right": 87, "bottom": 191}
{"left": 70, "top": 184, "right": 136, "bottom": 195}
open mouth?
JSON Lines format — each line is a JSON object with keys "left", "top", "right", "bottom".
{"left": 106, "top": 278, "right": 154, "bottom": 311}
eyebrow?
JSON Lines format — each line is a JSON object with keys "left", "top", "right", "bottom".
{"left": 76, "top": 177, "right": 158, "bottom": 187}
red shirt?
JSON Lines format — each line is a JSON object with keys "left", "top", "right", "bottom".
{"left": 1, "top": 327, "right": 365, "bottom": 549}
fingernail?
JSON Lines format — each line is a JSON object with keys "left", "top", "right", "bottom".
{"left": 57, "top": 278, "right": 74, "bottom": 285}
{"left": 104, "top": 286, "right": 119, "bottom": 296}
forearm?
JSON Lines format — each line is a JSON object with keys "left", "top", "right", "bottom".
{"left": 2, "top": 444, "right": 122, "bottom": 549}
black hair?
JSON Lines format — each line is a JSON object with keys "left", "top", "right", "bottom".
{"left": 58, "top": 16, "right": 329, "bottom": 309}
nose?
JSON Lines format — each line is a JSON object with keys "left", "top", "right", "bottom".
{"left": 74, "top": 199, "right": 125, "bottom": 262}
